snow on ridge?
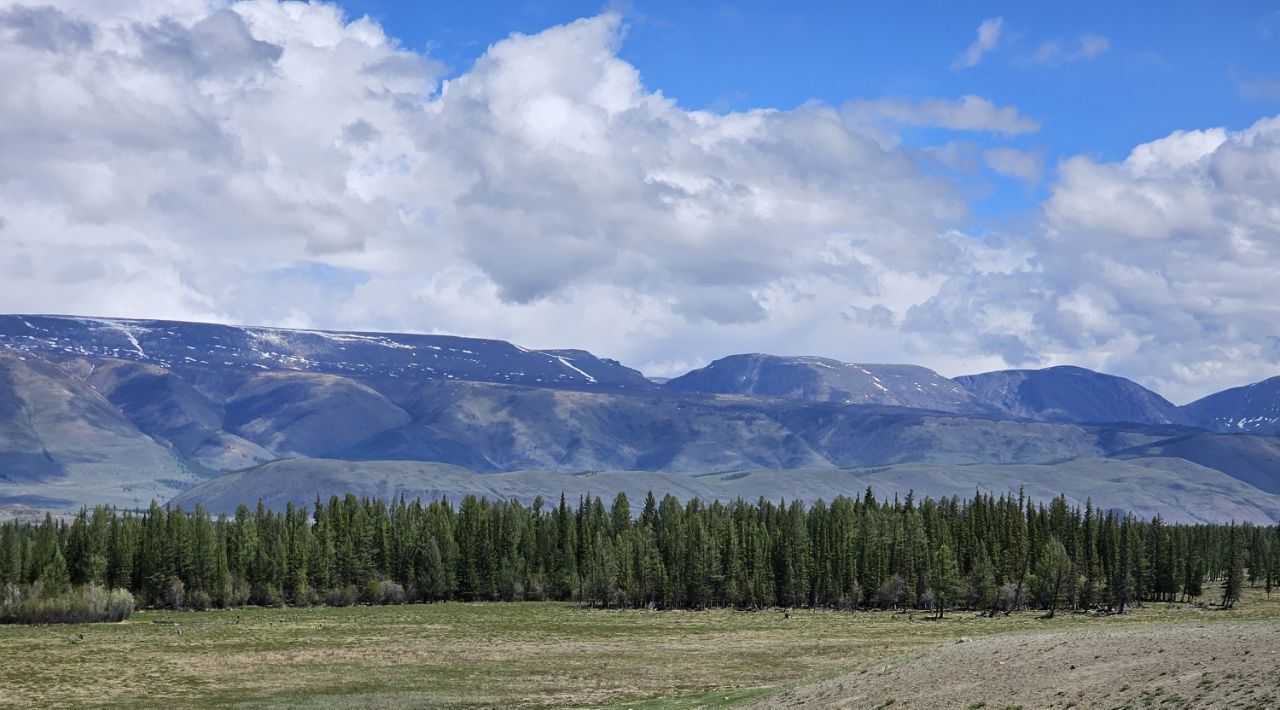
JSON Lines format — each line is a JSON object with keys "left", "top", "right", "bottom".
{"left": 303, "top": 330, "right": 416, "bottom": 350}
{"left": 77, "top": 317, "right": 148, "bottom": 358}
{"left": 550, "top": 354, "right": 597, "bottom": 384}
{"left": 245, "top": 328, "right": 290, "bottom": 350}
{"left": 246, "top": 326, "right": 416, "bottom": 351}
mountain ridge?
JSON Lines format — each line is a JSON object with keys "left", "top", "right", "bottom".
{"left": 664, "top": 353, "right": 995, "bottom": 414}
{"left": 954, "top": 365, "right": 1193, "bottom": 426}
{"left": 1, "top": 314, "right": 1278, "bottom": 522}
{"left": 1184, "top": 375, "right": 1280, "bottom": 434}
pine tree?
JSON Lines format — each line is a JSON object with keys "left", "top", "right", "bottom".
{"left": 1036, "top": 537, "right": 1072, "bottom": 618}
{"left": 1222, "top": 526, "right": 1245, "bottom": 609}
{"left": 0, "top": 491, "right": 1267, "bottom": 614}
{"left": 968, "top": 546, "right": 997, "bottom": 613}
{"left": 39, "top": 543, "right": 71, "bottom": 598}
{"left": 929, "top": 543, "right": 962, "bottom": 619}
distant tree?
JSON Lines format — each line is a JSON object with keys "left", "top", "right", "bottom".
{"left": 1035, "top": 537, "right": 1072, "bottom": 618}
{"left": 0, "top": 490, "right": 1270, "bottom": 615}
{"left": 968, "top": 547, "right": 997, "bottom": 613}
{"left": 929, "top": 543, "right": 963, "bottom": 619}
{"left": 39, "top": 544, "right": 71, "bottom": 598}
{"left": 609, "top": 493, "right": 630, "bottom": 538}
{"left": 1262, "top": 534, "right": 1276, "bottom": 595}
{"left": 1183, "top": 557, "right": 1205, "bottom": 602}
{"left": 1222, "top": 526, "right": 1245, "bottom": 609}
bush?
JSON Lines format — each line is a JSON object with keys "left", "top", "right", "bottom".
{"left": 186, "top": 590, "right": 213, "bottom": 611}
{"left": 0, "top": 584, "right": 134, "bottom": 624}
{"left": 997, "top": 582, "right": 1021, "bottom": 613}
{"left": 524, "top": 576, "right": 546, "bottom": 602}
{"left": 219, "top": 575, "right": 252, "bottom": 608}
{"left": 325, "top": 585, "right": 359, "bottom": 607}
{"left": 918, "top": 589, "right": 937, "bottom": 612}
{"left": 251, "top": 584, "right": 284, "bottom": 607}
{"left": 164, "top": 578, "right": 185, "bottom": 611}
{"left": 377, "top": 580, "right": 406, "bottom": 605}
{"left": 877, "top": 575, "right": 906, "bottom": 609}
{"left": 294, "top": 586, "right": 317, "bottom": 608}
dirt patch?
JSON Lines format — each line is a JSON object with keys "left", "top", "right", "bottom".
{"left": 752, "top": 620, "right": 1280, "bottom": 710}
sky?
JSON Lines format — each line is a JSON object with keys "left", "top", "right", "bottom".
{"left": 0, "top": 1, "right": 1278, "bottom": 403}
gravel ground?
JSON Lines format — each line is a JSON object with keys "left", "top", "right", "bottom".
{"left": 751, "top": 620, "right": 1280, "bottom": 710}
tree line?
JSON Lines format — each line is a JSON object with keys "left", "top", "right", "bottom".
{"left": 1, "top": 489, "right": 1275, "bottom": 617}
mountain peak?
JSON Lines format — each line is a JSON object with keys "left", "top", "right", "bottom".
{"left": 664, "top": 353, "right": 990, "bottom": 413}
{"left": 1185, "top": 375, "right": 1280, "bottom": 434}
{"left": 955, "top": 366, "right": 1189, "bottom": 425}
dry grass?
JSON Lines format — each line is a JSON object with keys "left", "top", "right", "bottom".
{"left": 754, "top": 621, "right": 1280, "bottom": 709}
{"left": 1, "top": 589, "right": 1277, "bottom": 708}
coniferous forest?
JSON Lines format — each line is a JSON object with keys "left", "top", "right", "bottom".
{"left": 2, "top": 490, "right": 1276, "bottom": 623}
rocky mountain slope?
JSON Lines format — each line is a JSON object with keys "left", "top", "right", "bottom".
{"left": 0, "top": 352, "right": 198, "bottom": 509}
{"left": 0, "top": 315, "right": 653, "bottom": 392}
{"left": 664, "top": 353, "right": 991, "bottom": 413}
{"left": 955, "top": 365, "right": 1192, "bottom": 426}
{"left": 172, "top": 457, "right": 1280, "bottom": 524}
{"left": 1, "top": 314, "right": 1278, "bottom": 521}
{"left": 1183, "top": 375, "right": 1280, "bottom": 434}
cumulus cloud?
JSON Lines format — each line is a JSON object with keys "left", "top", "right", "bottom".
{"left": 952, "top": 17, "right": 1003, "bottom": 70}
{"left": 1035, "top": 32, "right": 1110, "bottom": 64}
{"left": 911, "top": 118, "right": 1280, "bottom": 401}
{"left": 0, "top": 1, "right": 1276, "bottom": 403}
{"left": 0, "top": 1, "right": 989, "bottom": 373}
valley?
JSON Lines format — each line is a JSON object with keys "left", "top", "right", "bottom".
{"left": 2, "top": 588, "right": 1275, "bottom": 709}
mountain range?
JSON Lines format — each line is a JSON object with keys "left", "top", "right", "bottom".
{"left": 1, "top": 314, "right": 1278, "bottom": 523}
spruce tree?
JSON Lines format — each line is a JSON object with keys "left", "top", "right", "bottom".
{"left": 929, "top": 543, "right": 962, "bottom": 619}
{"left": 1036, "top": 537, "right": 1072, "bottom": 618}
{"left": 39, "top": 543, "right": 71, "bottom": 598}
{"left": 968, "top": 546, "right": 997, "bottom": 613}
{"left": 1222, "top": 526, "right": 1244, "bottom": 609}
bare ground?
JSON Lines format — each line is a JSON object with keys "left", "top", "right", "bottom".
{"left": 751, "top": 620, "right": 1280, "bottom": 710}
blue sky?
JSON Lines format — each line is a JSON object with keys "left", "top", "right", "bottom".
{"left": 347, "top": 1, "right": 1280, "bottom": 143}
{"left": 345, "top": 1, "right": 1280, "bottom": 224}
{"left": 2, "top": 0, "right": 1280, "bottom": 401}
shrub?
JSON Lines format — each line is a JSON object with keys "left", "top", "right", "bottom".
{"left": 877, "top": 575, "right": 906, "bottom": 609}
{"left": 325, "top": 585, "right": 359, "bottom": 607}
{"left": 251, "top": 584, "right": 284, "bottom": 607}
{"left": 186, "top": 590, "right": 213, "bottom": 611}
{"left": 229, "top": 578, "right": 251, "bottom": 607}
{"left": 1, "top": 583, "right": 21, "bottom": 609}
{"left": 164, "top": 578, "right": 185, "bottom": 611}
{"left": 997, "top": 582, "right": 1021, "bottom": 613}
{"left": 525, "top": 576, "right": 546, "bottom": 602}
{"left": 0, "top": 584, "right": 134, "bottom": 624}
{"left": 918, "top": 589, "right": 937, "bottom": 612}
{"left": 294, "top": 586, "right": 318, "bottom": 608}
{"left": 101, "top": 588, "right": 135, "bottom": 622}
{"left": 376, "top": 580, "right": 406, "bottom": 605}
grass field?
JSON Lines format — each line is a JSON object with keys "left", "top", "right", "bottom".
{"left": 1, "top": 590, "right": 1278, "bottom": 708}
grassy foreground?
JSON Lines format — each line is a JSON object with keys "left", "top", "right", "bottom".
{"left": 1, "top": 590, "right": 1278, "bottom": 708}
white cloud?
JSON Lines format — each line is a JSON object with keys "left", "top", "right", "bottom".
{"left": 1035, "top": 32, "right": 1110, "bottom": 64}
{"left": 952, "top": 17, "right": 1003, "bottom": 70}
{"left": 911, "top": 117, "right": 1280, "bottom": 402}
{"left": 984, "top": 147, "right": 1044, "bottom": 186}
{"left": 844, "top": 95, "right": 1040, "bottom": 136}
{"left": 0, "top": 1, "right": 1276, "bottom": 404}
{"left": 0, "top": 1, "right": 984, "bottom": 377}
